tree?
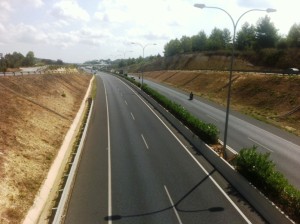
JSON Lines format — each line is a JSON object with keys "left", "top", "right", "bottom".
{"left": 180, "top": 36, "right": 192, "bottom": 53}
{"left": 0, "top": 56, "right": 6, "bottom": 72}
{"left": 2, "top": 52, "right": 25, "bottom": 68}
{"left": 207, "top": 28, "right": 231, "bottom": 51}
{"left": 56, "top": 59, "right": 64, "bottom": 65}
{"left": 236, "top": 22, "right": 256, "bottom": 51}
{"left": 287, "top": 23, "right": 300, "bottom": 48}
{"left": 255, "top": 16, "right": 279, "bottom": 50}
{"left": 164, "top": 39, "right": 182, "bottom": 56}
{"left": 23, "top": 51, "right": 35, "bottom": 66}
{"left": 191, "top": 30, "right": 207, "bottom": 52}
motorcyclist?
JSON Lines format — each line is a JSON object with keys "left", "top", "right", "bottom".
{"left": 189, "top": 92, "right": 193, "bottom": 100}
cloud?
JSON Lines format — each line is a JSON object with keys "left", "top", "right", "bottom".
{"left": 0, "top": 1, "right": 13, "bottom": 12}
{"left": 50, "top": 0, "right": 90, "bottom": 23}
{"left": 0, "top": 1, "right": 13, "bottom": 21}
{"left": 142, "top": 33, "right": 169, "bottom": 41}
{"left": 25, "top": 0, "right": 44, "bottom": 8}
{"left": 237, "top": 0, "right": 271, "bottom": 8}
{"left": 13, "top": 24, "right": 47, "bottom": 43}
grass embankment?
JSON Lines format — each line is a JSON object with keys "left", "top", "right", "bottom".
{"left": 0, "top": 72, "right": 92, "bottom": 223}
{"left": 143, "top": 70, "right": 300, "bottom": 136}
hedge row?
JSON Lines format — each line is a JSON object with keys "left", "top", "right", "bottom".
{"left": 235, "top": 147, "right": 300, "bottom": 222}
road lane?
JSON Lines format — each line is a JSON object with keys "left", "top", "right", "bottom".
{"left": 63, "top": 72, "right": 270, "bottom": 224}
{"left": 64, "top": 75, "right": 109, "bottom": 223}
{"left": 101, "top": 73, "right": 251, "bottom": 223}
{"left": 142, "top": 78, "right": 300, "bottom": 189}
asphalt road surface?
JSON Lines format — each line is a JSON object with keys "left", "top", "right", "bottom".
{"left": 63, "top": 72, "right": 268, "bottom": 223}
{"left": 141, "top": 78, "right": 300, "bottom": 189}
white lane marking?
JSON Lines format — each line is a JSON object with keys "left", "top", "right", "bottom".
{"left": 118, "top": 79, "right": 251, "bottom": 223}
{"left": 234, "top": 114, "right": 299, "bottom": 150}
{"left": 125, "top": 100, "right": 128, "bottom": 105}
{"left": 248, "top": 137, "right": 274, "bottom": 152}
{"left": 131, "top": 112, "right": 135, "bottom": 120}
{"left": 141, "top": 134, "right": 149, "bottom": 149}
{"left": 206, "top": 114, "right": 219, "bottom": 122}
{"left": 164, "top": 185, "right": 183, "bottom": 224}
{"left": 103, "top": 82, "right": 112, "bottom": 224}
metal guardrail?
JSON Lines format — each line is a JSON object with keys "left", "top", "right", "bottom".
{"left": 0, "top": 70, "right": 80, "bottom": 76}
{"left": 52, "top": 99, "right": 94, "bottom": 224}
{"left": 0, "top": 71, "right": 46, "bottom": 76}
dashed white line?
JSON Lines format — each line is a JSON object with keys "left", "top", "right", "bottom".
{"left": 125, "top": 100, "right": 128, "bottom": 105}
{"left": 206, "top": 114, "right": 219, "bottom": 122}
{"left": 118, "top": 78, "right": 251, "bottom": 223}
{"left": 131, "top": 112, "right": 135, "bottom": 120}
{"left": 141, "top": 134, "right": 149, "bottom": 149}
{"left": 164, "top": 185, "right": 183, "bottom": 224}
{"left": 248, "top": 137, "right": 274, "bottom": 152}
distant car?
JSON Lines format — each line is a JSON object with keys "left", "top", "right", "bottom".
{"left": 285, "top": 67, "right": 299, "bottom": 75}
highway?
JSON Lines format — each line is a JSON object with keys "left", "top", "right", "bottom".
{"left": 63, "top": 72, "right": 266, "bottom": 223}
{"left": 141, "top": 78, "right": 300, "bottom": 189}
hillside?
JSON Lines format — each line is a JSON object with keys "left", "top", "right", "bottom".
{"left": 0, "top": 72, "right": 92, "bottom": 223}
{"left": 142, "top": 70, "right": 300, "bottom": 136}
{"left": 140, "top": 53, "right": 261, "bottom": 71}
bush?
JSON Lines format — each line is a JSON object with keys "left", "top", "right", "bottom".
{"left": 235, "top": 147, "right": 300, "bottom": 222}
{"left": 142, "top": 84, "right": 219, "bottom": 144}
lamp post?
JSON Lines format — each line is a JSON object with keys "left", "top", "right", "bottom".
{"left": 131, "top": 42, "right": 157, "bottom": 88}
{"left": 118, "top": 50, "right": 133, "bottom": 75}
{"left": 194, "top": 4, "right": 276, "bottom": 158}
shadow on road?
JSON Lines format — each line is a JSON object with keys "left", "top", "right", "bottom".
{"left": 104, "top": 169, "right": 224, "bottom": 221}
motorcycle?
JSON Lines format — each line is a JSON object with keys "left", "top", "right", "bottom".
{"left": 189, "top": 92, "right": 193, "bottom": 100}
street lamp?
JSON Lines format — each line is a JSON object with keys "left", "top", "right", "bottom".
{"left": 194, "top": 4, "right": 276, "bottom": 158}
{"left": 118, "top": 50, "right": 133, "bottom": 75}
{"left": 131, "top": 42, "right": 157, "bottom": 88}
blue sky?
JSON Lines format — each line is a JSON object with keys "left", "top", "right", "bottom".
{"left": 0, "top": 0, "right": 299, "bottom": 63}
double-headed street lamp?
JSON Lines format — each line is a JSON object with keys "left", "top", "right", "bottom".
{"left": 131, "top": 42, "right": 157, "bottom": 87}
{"left": 194, "top": 4, "right": 276, "bottom": 158}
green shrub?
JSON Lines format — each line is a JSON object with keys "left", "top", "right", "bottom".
{"left": 142, "top": 84, "right": 219, "bottom": 144}
{"left": 123, "top": 76, "right": 219, "bottom": 144}
{"left": 235, "top": 147, "right": 300, "bottom": 222}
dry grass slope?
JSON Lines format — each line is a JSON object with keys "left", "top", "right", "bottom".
{"left": 0, "top": 72, "right": 92, "bottom": 223}
{"left": 143, "top": 71, "right": 300, "bottom": 136}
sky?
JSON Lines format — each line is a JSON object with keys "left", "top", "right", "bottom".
{"left": 0, "top": 0, "right": 299, "bottom": 63}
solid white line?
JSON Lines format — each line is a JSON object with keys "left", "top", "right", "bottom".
{"left": 104, "top": 82, "right": 112, "bottom": 224}
{"left": 131, "top": 112, "right": 135, "bottom": 120}
{"left": 118, "top": 79, "right": 251, "bottom": 223}
{"left": 248, "top": 137, "right": 274, "bottom": 152}
{"left": 141, "top": 134, "right": 149, "bottom": 149}
{"left": 164, "top": 185, "right": 183, "bottom": 224}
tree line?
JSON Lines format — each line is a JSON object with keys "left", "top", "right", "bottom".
{"left": 0, "top": 51, "right": 65, "bottom": 72}
{"left": 0, "top": 51, "right": 35, "bottom": 72}
{"left": 164, "top": 16, "right": 300, "bottom": 56}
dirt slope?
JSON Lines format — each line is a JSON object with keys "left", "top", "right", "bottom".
{"left": 0, "top": 72, "right": 92, "bottom": 223}
{"left": 143, "top": 70, "right": 300, "bottom": 136}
